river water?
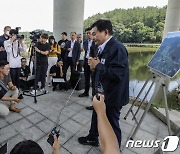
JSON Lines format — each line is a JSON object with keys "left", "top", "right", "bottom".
{"left": 129, "top": 51, "right": 180, "bottom": 102}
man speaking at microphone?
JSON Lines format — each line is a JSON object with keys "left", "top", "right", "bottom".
{"left": 78, "top": 19, "right": 129, "bottom": 148}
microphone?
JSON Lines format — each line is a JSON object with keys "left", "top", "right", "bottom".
{"left": 47, "top": 77, "right": 82, "bottom": 146}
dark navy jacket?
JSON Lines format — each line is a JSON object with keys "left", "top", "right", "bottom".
{"left": 95, "top": 37, "right": 129, "bottom": 108}
{"left": 83, "top": 40, "right": 95, "bottom": 59}
{"left": 90, "top": 43, "right": 98, "bottom": 58}
{"left": 64, "top": 40, "right": 81, "bottom": 64}
{"left": 0, "top": 35, "right": 8, "bottom": 61}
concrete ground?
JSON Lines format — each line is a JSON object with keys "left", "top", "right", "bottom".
{"left": 0, "top": 86, "right": 179, "bottom": 154}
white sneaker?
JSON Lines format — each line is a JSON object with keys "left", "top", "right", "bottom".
{"left": 30, "top": 90, "right": 37, "bottom": 95}
{"left": 40, "top": 88, "right": 48, "bottom": 94}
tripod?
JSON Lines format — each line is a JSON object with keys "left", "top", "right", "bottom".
{"left": 23, "top": 42, "right": 46, "bottom": 103}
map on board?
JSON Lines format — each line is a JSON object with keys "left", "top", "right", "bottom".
{"left": 148, "top": 31, "right": 180, "bottom": 78}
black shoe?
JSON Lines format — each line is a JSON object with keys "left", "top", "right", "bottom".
{"left": 86, "top": 106, "right": 93, "bottom": 110}
{"left": 78, "top": 135, "right": 99, "bottom": 147}
{"left": 79, "top": 92, "right": 89, "bottom": 97}
{"left": 53, "top": 87, "right": 56, "bottom": 91}
{"left": 18, "top": 94, "right": 24, "bottom": 99}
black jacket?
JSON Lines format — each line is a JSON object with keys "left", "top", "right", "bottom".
{"left": 95, "top": 37, "right": 129, "bottom": 108}
{"left": 64, "top": 40, "right": 81, "bottom": 64}
{"left": 0, "top": 35, "right": 8, "bottom": 61}
{"left": 83, "top": 40, "right": 95, "bottom": 59}
{"left": 90, "top": 43, "right": 98, "bottom": 58}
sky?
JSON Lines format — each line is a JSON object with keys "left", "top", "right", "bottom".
{"left": 0, "top": 0, "right": 168, "bottom": 33}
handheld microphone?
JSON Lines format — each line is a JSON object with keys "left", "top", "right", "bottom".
{"left": 95, "top": 82, "right": 104, "bottom": 101}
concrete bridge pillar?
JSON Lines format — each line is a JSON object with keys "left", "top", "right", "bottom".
{"left": 53, "top": 0, "right": 85, "bottom": 41}
{"left": 163, "top": 0, "right": 180, "bottom": 39}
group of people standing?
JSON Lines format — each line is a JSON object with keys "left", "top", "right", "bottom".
{"left": 0, "top": 19, "right": 129, "bottom": 153}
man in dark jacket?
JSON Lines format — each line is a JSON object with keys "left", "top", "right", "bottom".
{"left": 79, "top": 27, "right": 95, "bottom": 98}
{"left": 63, "top": 32, "right": 80, "bottom": 81}
{"left": 58, "top": 32, "right": 69, "bottom": 61}
{"left": 0, "top": 26, "right": 11, "bottom": 61}
{"left": 78, "top": 19, "right": 129, "bottom": 148}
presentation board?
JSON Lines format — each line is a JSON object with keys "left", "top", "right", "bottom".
{"left": 148, "top": 31, "right": 180, "bottom": 78}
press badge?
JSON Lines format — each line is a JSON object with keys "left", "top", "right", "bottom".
{"left": 101, "top": 58, "right": 106, "bottom": 64}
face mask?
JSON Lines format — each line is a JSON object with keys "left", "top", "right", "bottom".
{"left": 5, "top": 31, "right": 10, "bottom": 36}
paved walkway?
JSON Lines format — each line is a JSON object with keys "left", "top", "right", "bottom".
{"left": 0, "top": 87, "right": 179, "bottom": 154}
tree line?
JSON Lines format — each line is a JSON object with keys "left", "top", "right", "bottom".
{"left": 84, "top": 6, "right": 167, "bottom": 43}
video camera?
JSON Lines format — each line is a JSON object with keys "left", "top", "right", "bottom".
{"left": 29, "top": 30, "right": 42, "bottom": 43}
{"left": 15, "top": 27, "right": 24, "bottom": 40}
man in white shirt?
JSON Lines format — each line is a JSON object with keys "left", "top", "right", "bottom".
{"left": 63, "top": 32, "right": 81, "bottom": 81}
{"left": 77, "top": 34, "right": 85, "bottom": 72}
{"left": 4, "top": 29, "right": 27, "bottom": 89}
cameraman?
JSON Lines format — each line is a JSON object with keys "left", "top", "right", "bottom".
{"left": 31, "top": 33, "right": 50, "bottom": 95}
{"left": 4, "top": 29, "right": 27, "bottom": 89}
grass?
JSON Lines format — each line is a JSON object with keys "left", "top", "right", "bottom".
{"left": 130, "top": 90, "right": 180, "bottom": 111}
{"left": 127, "top": 46, "right": 158, "bottom": 53}
{"left": 152, "top": 91, "right": 180, "bottom": 111}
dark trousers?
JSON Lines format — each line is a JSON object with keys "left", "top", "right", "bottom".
{"left": 20, "top": 79, "right": 34, "bottom": 91}
{"left": 10, "top": 68, "right": 21, "bottom": 89}
{"left": 34, "top": 64, "right": 48, "bottom": 89}
{"left": 63, "top": 57, "right": 75, "bottom": 81}
{"left": 84, "top": 59, "right": 94, "bottom": 95}
{"left": 91, "top": 72, "right": 96, "bottom": 96}
{"left": 77, "top": 60, "right": 84, "bottom": 72}
{"left": 89, "top": 106, "right": 122, "bottom": 147}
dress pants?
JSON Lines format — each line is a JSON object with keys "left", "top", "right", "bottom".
{"left": 34, "top": 63, "right": 48, "bottom": 89}
{"left": 89, "top": 106, "right": 122, "bottom": 147}
{"left": 77, "top": 60, "right": 84, "bottom": 72}
{"left": 63, "top": 57, "right": 75, "bottom": 81}
{"left": 84, "top": 58, "right": 95, "bottom": 95}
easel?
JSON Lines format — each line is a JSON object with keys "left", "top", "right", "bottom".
{"left": 124, "top": 71, "right": 172, "bottom": 140}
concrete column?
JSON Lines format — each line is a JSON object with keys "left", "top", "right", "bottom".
{"left": 163, "top": 0, "right": 180, "bottom": 39}
{"left": 53, "top": 0, "right": 85, "bottom": 41}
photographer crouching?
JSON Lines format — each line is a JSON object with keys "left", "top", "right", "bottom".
{"left": 31, "top": 33, "right": 50, "bottom": 95}
{"left": 4, "top": 28, "right": 27, "bottom": 92}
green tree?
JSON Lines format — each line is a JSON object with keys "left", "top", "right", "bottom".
{"left": 84, "top": 6, "right": 167, "bottom": 43}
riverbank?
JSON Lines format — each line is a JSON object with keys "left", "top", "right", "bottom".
{"left": 124, "top": 43, "right": 160, "bottom": 53}
{"left": 127, "top": 46, "right": 158, "bottom": 53}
